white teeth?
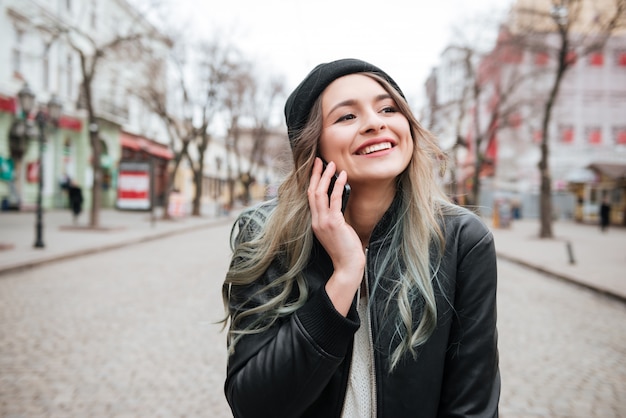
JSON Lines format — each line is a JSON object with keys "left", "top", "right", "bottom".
{"left": 359, "top": 142, "right": 392, "bottom": 155}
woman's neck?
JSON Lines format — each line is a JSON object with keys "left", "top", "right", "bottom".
{"left": 345, "top": 183, "right": 396, "bottom": 246}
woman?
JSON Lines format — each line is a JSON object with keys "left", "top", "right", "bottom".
{"left": 222, "top": 58, "right": 500, "bottom": 417}
{"left": 599, "top": 195, "right": 611, "bottom": 232}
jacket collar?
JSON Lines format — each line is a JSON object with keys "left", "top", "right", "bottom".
{"left": 368, "top": 191, "right": 403, "bottom": 247}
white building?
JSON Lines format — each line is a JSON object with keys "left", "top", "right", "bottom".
{"left": 0, "top": 0, "right": 172, "bottom": 211}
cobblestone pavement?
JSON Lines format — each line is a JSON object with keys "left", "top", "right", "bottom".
{"left": 497, "top": 261, "right": 626, "bottom": 418}
{"left": 0, "top": 224, "right": 233, "bottom": 418}
{"left": 0, "top": 224, "right": 625, "bottom": 417}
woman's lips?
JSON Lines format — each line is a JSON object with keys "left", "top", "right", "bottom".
{"left": 357, "top": 141, "right": 393, "bottom": 155}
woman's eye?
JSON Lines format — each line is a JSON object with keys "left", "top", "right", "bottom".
{"left": 336, "top": 114, "right": 356, "bottom": 122}
{"left": 381, "top": 106, "right": 397, "bottom": 114}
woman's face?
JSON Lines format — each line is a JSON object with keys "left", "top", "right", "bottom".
{"left": 318, "top": 74, "right": 413, "bottom": 189}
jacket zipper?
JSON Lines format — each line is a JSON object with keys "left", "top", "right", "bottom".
{"left": 364, "top": 247, "right": 377, "bottom": 418}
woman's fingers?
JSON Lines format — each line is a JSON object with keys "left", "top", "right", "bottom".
{"left": 308, "top": 158, "right": 364, "bottom": 281}
{"left": 308, "top": 158, "right": 348, "bottom": 212}
{"left": 308, "top": 158, "right": 335, "bottom": 214}
{"left": 328, "top": 170, "right": 348, "bottom": 213}
{"left": 307, "top": 157, "right": 323, "bottom": 193}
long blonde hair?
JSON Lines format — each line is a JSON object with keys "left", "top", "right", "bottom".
{"left": 222, "top": 73, "right": 452, "bottom": 371}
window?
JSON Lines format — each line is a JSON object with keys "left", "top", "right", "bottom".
{"left": 585, "top": 126, "right": 602, "bottom": 144}
{"left": 508, "top": 112, "right": 522, "bottom": 129}
{"left": 535, "top": 51, "right": 549, "bottom": 66}
{"left": 500, "top": 45, "right": 523, "bottom": 64}
{"left": 615, "top": 50, "right": 626, "bottom": 67}
{"left": 566, "top": 51, "right": 577, "bottom": 65}
{"left": 613, "top": 127, "right": 626, "bottom": 145}
{"left": 588, "top": 51, "right": 604, "bottom": 67}
{"left": 12, "top": 29, "right": 23, "bottom": 75}
{"left": 559, "top": 125, "right": 574, "bottom": 144}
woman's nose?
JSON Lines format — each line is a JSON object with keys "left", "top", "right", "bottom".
{"left": 361, "top": 110, "right": 386, "bottom": 134}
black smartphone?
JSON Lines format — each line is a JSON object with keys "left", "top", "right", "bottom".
{"left": 321, "top": 159, "right": 351, "bottom": 213}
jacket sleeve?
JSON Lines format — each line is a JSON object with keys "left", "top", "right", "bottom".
{"left": 224, "top": 214, "right": 359, "bottom": 418}
{"left": 439, "top": 215, "right": 500, "bottom": 417}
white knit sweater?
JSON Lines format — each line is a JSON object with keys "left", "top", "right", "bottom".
{"left": 341, "top": 296, "right": 375, "bottom": 417}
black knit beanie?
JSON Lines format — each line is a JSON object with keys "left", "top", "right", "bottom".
{"left": 284, "top": 58, "right": 405, "bottom": 147}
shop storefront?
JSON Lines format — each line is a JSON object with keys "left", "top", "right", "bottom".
{"left": 119, "top": 131, "right": 173, "bottom": 207}
{"left": 0, "top": 93, "right": 85, "bottom": 211}
{"left": 569, "top": 163, "right": 626, "bottom": 226}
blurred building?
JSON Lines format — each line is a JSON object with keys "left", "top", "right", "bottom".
{"left": 429, "top": 0, "right": 626, "bottom": 225}
{"left": 0, "top": 0, "right": 173, "bottom": 213}
{"left": 199, "top": 127, "right": 289, "bottom": 215}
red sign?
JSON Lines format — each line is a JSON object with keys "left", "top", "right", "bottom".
{"left": 0, "top": 96, "right": 16, "bottom": 113}
{"left": 27, "top": 161, "right": 40, "bottom": 183}
{"left": 58, "top": 116, "right": 83, "bottom": 132}
{"left": 116, "top": 161, "right": 151, "bottom": 210}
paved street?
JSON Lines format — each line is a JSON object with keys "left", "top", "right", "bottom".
{"left": 497, "top": 261, "right": 625, "bottom": 418}
{"left": 0, "top": 224, "right": 233, "bottom": 418}
{"left": 1, "top": 222, "right": 625, "bottom": 417}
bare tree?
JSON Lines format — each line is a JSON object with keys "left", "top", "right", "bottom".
{"left": 430, "top": 29, "right": 544, "bottom": 212}
{"left": 73, "top": 33, "right": 146, "bottom": 227}
{"left": 241, "top": 74, "right": 285, "bottom": 204}
{"left": 222, "top": 62, "right": 254, "bottom": 208}
{"left": 134, "top": 36, "right": 239, "bottom": 218}
{"left": 511, "top": 0, "right": 626, "bottom": 238}
{"left": 187, "top": 41, "right": 240, "bottom": 216}
{"left": 134, "top": 50, "right": 193, "bottom": 220}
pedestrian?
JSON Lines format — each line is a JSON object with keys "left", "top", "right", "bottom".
{"left": 67, "top": 181, "right": 83, "bottom": 224}
{"left": 599, "top": 195, "right": 611, "bottom": 232}
{"left": 221, "top": 58, "right": 500, "bottom": 417}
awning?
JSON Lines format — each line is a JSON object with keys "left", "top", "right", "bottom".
{"left": 120, "top": 132, "right": 174, "bottom": 160}
{"left": 587, "top": 162, "right": 626, "bottom": 180}
{"left": 120, "top": 134, "right": 142, "bottom": 150}
{"left": 57, "top": 116, "right": 82, "bottom": 132}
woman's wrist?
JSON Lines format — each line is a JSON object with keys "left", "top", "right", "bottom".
{"left": 325, "top": 268, "right": 364, "bottom": 316}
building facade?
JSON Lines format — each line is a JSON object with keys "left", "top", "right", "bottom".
{"left": 429, "top": 0, "right": 626, "bottom": 225}
{"left": 0, "top": 0, "right": 173, "bottom": 213}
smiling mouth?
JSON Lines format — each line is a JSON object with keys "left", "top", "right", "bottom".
{"left": 358, "top": 142, "right": 393, "bottom": 155}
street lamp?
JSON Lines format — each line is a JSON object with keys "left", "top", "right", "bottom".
{"left": 17, "top": 84, "right": 35, "bottom": 117}
{"left": 17, "top": 83, "right": 63, "bottom": 248}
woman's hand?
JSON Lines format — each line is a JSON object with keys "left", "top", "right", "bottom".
{"left": 308, "top": 158, "right": 365, "bottom": 315}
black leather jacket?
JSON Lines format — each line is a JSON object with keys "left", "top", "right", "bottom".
{"left": 224, "top": 198, "right": 500, "bottom": 417}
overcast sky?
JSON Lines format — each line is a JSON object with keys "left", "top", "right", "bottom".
{"left": 141, "top": 0, "right": 515, "bottom": 108}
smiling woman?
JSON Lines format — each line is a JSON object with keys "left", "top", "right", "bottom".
{"left": 317, "top": 73, "right": 413, "bottom": 194}
{"left": 221, "top": 58, "right": 500, "bottom": 418}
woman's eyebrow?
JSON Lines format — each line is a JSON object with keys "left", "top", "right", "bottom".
{"left": 327, "top": 99, "right": 356, "bottom": 117}
{"left": 326, "top": 94, "right": 393, "bottom": 117}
